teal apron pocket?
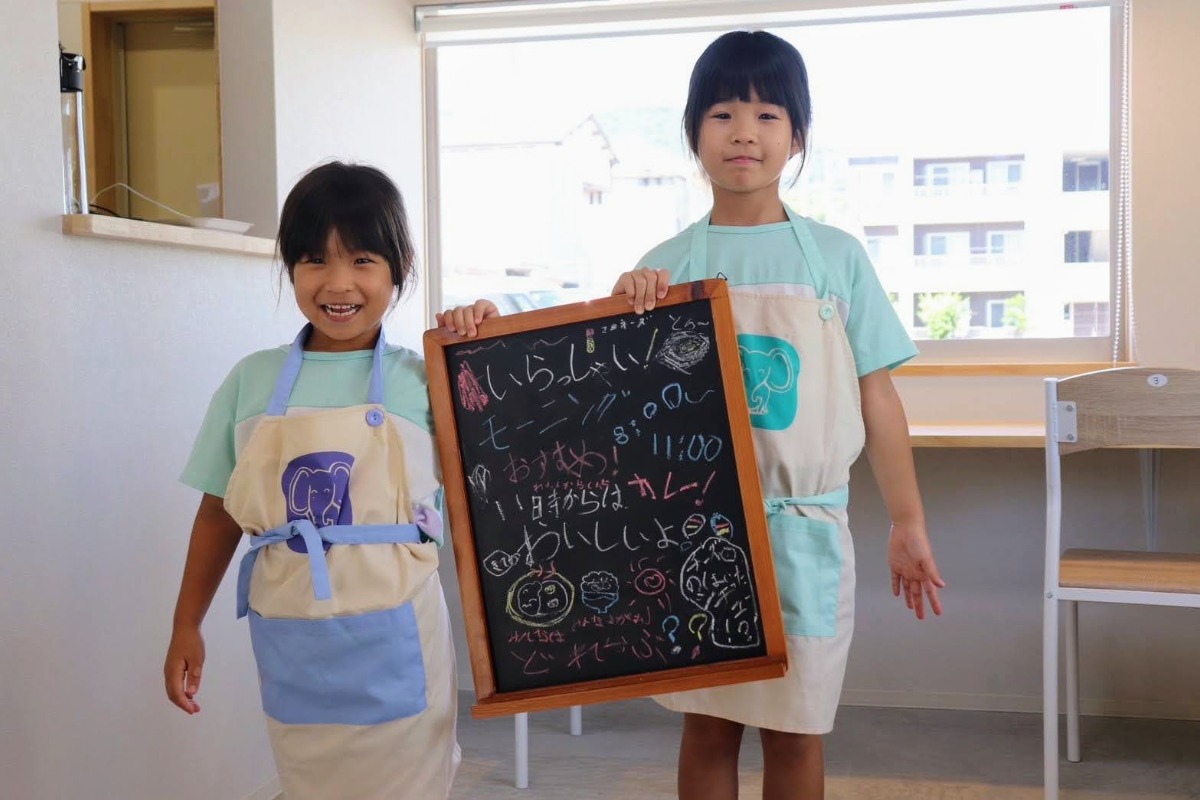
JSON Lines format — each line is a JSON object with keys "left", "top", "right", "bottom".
{"left": 249, "top": 602, "right": 427, "bottom": 725}
{"left": 767, "top": 513, "right": 843, "bottom": 637}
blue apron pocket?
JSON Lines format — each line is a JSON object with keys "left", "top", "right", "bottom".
{"left": 248, "top": 603, "right": 427, "bottom": 725}
{"left": 767, "top": 513, "right": 843, "bottom": 637}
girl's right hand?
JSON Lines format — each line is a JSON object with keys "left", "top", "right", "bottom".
{"left": 164, "top": 625, "right": 205, "bottom": 715}
{"left": 612, "top": 267, "right": 671, "bottom": 313}
{"left": 436, "top": 300, "right": 501, "bottom": 338}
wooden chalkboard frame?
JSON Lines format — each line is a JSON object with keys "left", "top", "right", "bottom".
{"left": 424, "top": 279, "right": 787, "bottom": 718}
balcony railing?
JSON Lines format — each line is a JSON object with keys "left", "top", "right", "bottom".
{"left": 913, "top": 250, "right": 1022, "bottom": 267}
{"left": 912, "top": 182, "right": 1024, "bottom": 198}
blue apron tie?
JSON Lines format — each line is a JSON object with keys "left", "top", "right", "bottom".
{"left": 236, "top": 520, "right": 423, "bottom": 618}
{"left": 764, "top": 485, "right": 849, "bottom": 515}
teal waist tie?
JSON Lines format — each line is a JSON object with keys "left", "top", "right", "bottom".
{"left": 764, "top": 485, "right": 849, "bottom": 514}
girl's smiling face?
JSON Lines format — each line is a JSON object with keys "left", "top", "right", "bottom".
{"left": 292, "top": 229, "right": 395, "bottom": 352}
{"left": 696, "top": 88, "right": 801, "bottom": 201}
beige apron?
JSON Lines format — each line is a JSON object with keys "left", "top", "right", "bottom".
{"left": 225, "top": 326, "right": 459, "bottom": 798}
{"left": 655, "top": 207, "right": 865, "bottom": 733}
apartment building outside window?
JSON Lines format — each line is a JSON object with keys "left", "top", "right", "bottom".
{"left": 424, "top": 1, "right": 1123, "bottom": 357}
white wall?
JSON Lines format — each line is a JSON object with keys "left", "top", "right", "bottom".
{"left": 2, "top": 2, "right": 426, "bottom": 799}
{"left": 3, "top": 4, "right": 296, "bottom": 799}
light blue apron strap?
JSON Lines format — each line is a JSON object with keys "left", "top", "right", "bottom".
{"left": 236, "top": 520, "right": 422, "bottom": 618}
{"left": 764, "top": 485, "right": 850, "bottom": 515}
{"left": 687, "top": 213, "right": 712, "bottom": 282}
{"left": 784, "top": 205, "right": 832, "bottom": 300}
{"left": 266, "top": 324, "right": 388, "bottom": 416}
{"left": 367, "top": 326, "right": 387, "bottom": 406}
{"left": 266, "top": 325, "right": 312, "bottom": 417}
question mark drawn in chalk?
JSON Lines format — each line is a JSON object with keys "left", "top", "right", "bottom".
{"left": 662, "top": 615, "right": 682, "bottom": 654}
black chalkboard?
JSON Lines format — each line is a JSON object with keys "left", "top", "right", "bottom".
{"left": 425, "top": 280, "right": 786, "bottom": 717}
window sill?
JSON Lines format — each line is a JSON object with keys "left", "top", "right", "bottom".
{"left": 62, "top": 214, "right": 275, "bottom": 258}
{"left": 909, "top": 423, "right": 1044, "bottom": 448}
{"left": 895, "top": 362, "right": 1133, "bottom": 377}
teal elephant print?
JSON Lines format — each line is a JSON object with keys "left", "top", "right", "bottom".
{"left": 737, "top": 334, "right": 800, "bottom": 431}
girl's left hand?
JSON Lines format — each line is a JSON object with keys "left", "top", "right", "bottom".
{"left": 436, "top": 299, "right": 500, "bottom": 338}
{"left": 887, "top": 522, "right": 945, "bottom": 620}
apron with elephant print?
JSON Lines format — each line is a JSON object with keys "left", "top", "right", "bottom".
{"left": 654, "top": 206, "right": 864, "bottom": 733}
{"left": 224, "top": 325, "right": 459, "bottom": 798}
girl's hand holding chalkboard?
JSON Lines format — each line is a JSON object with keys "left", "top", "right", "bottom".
{"left": 612, "top": 267, "right": 671, "bottom": 314}
{"left": 436, "top": 300, "right": 500, "bottom": 337}
{"left": 887, "top": 521, "right": 945, "bottom": 621}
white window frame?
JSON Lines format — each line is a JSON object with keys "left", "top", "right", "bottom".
{"left": 417, "top": 0, "right": 1130, "bottom": 367}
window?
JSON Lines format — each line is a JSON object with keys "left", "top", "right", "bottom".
{"left": 1064, "top": 154, "right": 1110, "bottom": 192}
{"left": 985, "top": 159, "right": 1023, "bottom": 186}
{"left": 425, "top": 1, "right": 1123, "bottom": 359}
{"left": 985, "top": 299, "right": 1007, "bottom": 328}
{"left": 1065, "top": 301, "right": 1111, "bottom": 336}
{"left": 917, "top": 161, "right": 970, "bottom": 190}
{"left": 1064, "top": 230, "right": 1110, "bottom": 263}
{"left": 865, "top": 225, "right": 900, "bottom": 265}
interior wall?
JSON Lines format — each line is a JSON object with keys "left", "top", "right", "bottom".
{"left": 5, "top": 6, "right": 296, "bottom": 799}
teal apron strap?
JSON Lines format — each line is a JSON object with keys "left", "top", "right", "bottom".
{"left": 784, "top": 205, "right": 833, "bottom": 300}
{"left": 689, "top": 207, "right": 830, "bottom": 298}
{"left": 687, "top": 213, "right": 712, "bottom": 281}
{"left": 764, "top": 485, "right": 849, "bottom": 515}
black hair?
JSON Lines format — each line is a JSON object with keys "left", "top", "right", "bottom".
{"left": 276, "top": 161, "right": 416, "bottom": 298}
{"left": 683, "top": 30, "right": 812, "bottom": 180}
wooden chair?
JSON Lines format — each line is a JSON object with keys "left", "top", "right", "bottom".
{"left": 1043, "top": 367, "right": 1200, "bottom": 799}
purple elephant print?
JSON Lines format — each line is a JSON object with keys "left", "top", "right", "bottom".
{"left": 281, "top": 451, "right": 355, "bottom": 553}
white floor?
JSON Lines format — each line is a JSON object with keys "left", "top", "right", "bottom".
{"left": 449, "top": 698, "right": 1200, "bottom": 799}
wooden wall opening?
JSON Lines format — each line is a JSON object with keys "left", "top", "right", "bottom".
{"left": 81, "top": 1, "right": 220, "bottom": 219}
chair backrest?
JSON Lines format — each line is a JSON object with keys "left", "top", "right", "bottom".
{"left": 1047, "top": 367, "right": 1200, "bottom": 454}
{"left": 1044, "top": 367, "right": 1200, "bottom": 587}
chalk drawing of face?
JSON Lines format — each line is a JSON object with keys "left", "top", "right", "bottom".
{"left": 580, "top": 570, "right": 620, "bottom": 614}
{"left": 506, "top": 570, "right": 575, "bottom": 628}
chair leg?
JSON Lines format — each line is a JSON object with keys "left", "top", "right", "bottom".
{"left": 570, "top": 704, "right": 583, "bottom": 736}
{"left": 515, "top": 712, "right": 529, "bottom": 789}
{"left": 1065, "top": 600, "right": 1081, "bottom": 763}
{"left": 1043, "top": 594, "right": 1059, "bottom": 800}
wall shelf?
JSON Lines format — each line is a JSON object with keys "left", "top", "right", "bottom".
{"left": 909, "top": 423, "right": 1044, "bottom": 448}
{"left": 62, "top": 214, "right": 274, "bottom": 257}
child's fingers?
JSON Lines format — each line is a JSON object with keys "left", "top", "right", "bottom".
{"left": 185, "top": 663, "right": 202, "bottom": 699}
{"left": 911, "top": 579, "right": 925, "bottom": 620}
{"left": 891, "top": 570, "right": 901, "bottom": 597}
{"left": 165, "top": 658, "right": 200, "bottom": 714}
{"left": 473, "top": 299, "right": 499, "bottom": 324}
{"left": 631, "top": 271, "right": 649, "bottom": 313}
{"left": 924, "top": 580, "right": 944, "bottom": 617}
{"left": 655, "top": 269, "right": 671, "bottom": 298}
{"left": 925, "top": 560, "right": 947, "bottom": 589}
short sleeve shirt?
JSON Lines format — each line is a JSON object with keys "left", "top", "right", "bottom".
{"left": 638, "top": 214, "right": 918, "bottom": 376}
{"left": 180, "top": 344, "right": 439, "bottom": 503}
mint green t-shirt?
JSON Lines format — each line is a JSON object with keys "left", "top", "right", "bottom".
{"left": 180, "top": 344, "right": 437, "bottom": 501}
{"left": 638, "top": 215, "right": 918, "bottom": 376}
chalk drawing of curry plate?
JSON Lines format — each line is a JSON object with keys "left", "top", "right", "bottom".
{"left": 655, "top": 329, "right": 711, "bottom": 375}
{"left": 506, "top": 569, "right": 576, "bottom": 628}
